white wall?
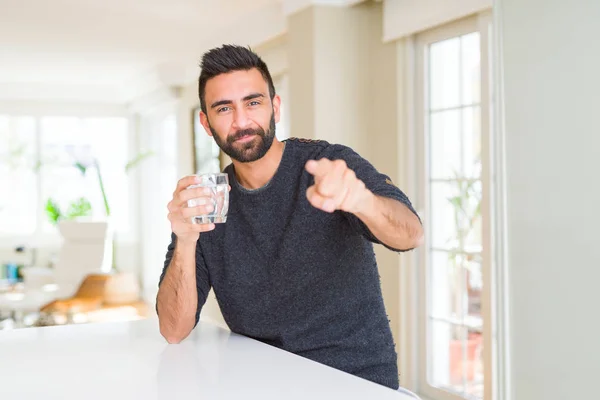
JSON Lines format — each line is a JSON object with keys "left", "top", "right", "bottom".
{"left": 501, "top": 1, "right": 600, "bottom": 399}
{"left": 253, "top": 34, "right": 289, "bottom": 79}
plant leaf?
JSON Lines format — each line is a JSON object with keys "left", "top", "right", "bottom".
{"left": 448, "top": 196, "right": 463, "bottom": 209}
{"left": 45, "top": 198, "right": 62, "bottom": 225}
{"left": 65, "top": 197, "right": 92, "bottom": 219}
{"left": 74, "top": 162, "right": 87, "bottom": 176}
{"left": 125, "top": 150, "right": 154, "bottom": 173}
{"left": 93, "top": 159, "right": 111, "bottom": 216}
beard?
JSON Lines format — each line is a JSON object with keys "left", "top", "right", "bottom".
{"left": 210, "top": 112, "right": 276, "bottom": 163}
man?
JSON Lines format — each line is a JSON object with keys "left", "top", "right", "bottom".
{"left": 156, "top": 45, "right": 423, "bottom": 391}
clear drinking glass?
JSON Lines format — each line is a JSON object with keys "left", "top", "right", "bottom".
{"left": 186, "top": 173, "right": 229, "bottom": 224}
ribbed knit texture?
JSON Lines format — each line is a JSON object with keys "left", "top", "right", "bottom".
{"left": 160, "top": 138, "right": 419, "bottom": 390}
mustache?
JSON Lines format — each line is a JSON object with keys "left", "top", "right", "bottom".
{"left": 227, "top": 127, "right": 265, "bottom": 144}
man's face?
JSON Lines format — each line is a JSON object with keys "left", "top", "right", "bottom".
{"left": 200, "top": 69, "right": 281, "bottom": 163}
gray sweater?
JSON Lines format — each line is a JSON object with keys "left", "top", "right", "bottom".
{"left": 160, "top": 138, "right": 420, "bottom": 390}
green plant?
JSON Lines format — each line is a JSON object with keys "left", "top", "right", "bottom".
{"left": 45, "top": 197, "right": 93, "bottom": 225}
{"left": 445, "top": 169, "right": 483, "bottom": 338}
{"left": 45, "top": 198, "right": 62, "bottom": 225}
{"left": 65, "top": 197, "right": 92, "bottom": 219}
{"left": 446, "top": 177, "right": 482, "bottom": 256}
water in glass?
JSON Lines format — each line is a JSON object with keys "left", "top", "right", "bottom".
{"left": 187, "top": 173, "right": 229, "bottom": 224}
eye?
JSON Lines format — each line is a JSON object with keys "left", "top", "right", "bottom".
{"left": 217, "top": 106, "right": 231, "bottom": 113}
{"left": 249, "top": 101, "right": 260, "bottom": 106}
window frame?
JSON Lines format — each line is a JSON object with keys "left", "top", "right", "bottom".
{"left": 413, "top": 13, "right": 494, "bottom": 400}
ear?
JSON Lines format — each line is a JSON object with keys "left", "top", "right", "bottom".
{"left": 199, "top": 111, "right": 213, "bottom": 137}
{"left": 272, "top": 95, "right": 282, "bottom": 125}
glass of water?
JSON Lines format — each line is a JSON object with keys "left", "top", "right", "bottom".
{"left": 187, "top": 173, "right": 229, "bottom": 224}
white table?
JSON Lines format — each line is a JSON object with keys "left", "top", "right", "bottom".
{"left": 0, "top": 318, "right": 416, "bottom": 400}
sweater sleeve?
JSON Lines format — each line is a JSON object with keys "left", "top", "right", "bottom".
{"left": 158, "top": 233, "right": 212, "bottom": 327}
{"left": 330, "top": 145, "right": 421, "bottom": 252}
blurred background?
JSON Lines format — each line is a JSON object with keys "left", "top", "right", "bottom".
{"left": 1, "top": 1, "right": 599, "bottom": 400}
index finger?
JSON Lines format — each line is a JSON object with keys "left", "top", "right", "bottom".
{"left": 174, "top": 175, "right": 201, "bottom": 195}
{"left": 305, "top": 158, "right": 334, "bottom": 179}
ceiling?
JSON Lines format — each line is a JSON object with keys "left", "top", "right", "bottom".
{"left": 0, "top": 0, "right": 286, "bottom": 103}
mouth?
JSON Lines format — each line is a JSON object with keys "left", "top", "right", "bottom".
{"left": 235, "top": 134, "right": 257, "bottom": 143}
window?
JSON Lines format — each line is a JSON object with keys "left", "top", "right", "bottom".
{"left": 415, "top": 14, "right": 492, "bottom": 400}
{"left": 273, "top": 74, "right": 290, "bottom": 141}
{"left": 192, "top": 106, "right": 220, "bottom": 174}
{"left": 0, "top": 116, "right": 37, "bottom": 235}
{"left": 0, "top": 115, "right": 131, "bottom": 240}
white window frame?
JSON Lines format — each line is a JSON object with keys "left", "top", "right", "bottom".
{"left": 410, "top": 12, "right": 496, "bottom": 400}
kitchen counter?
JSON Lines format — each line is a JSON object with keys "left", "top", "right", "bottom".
{"left": 0, "top": 318, "right": 416, "bottom": 399}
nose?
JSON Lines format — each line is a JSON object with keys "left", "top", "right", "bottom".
{"left": 232, "top": 107, "right": 252, "bottom": 130}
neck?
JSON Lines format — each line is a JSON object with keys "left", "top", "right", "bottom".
{"left": 232, "top": 139, "right": 285, "bottom": 190}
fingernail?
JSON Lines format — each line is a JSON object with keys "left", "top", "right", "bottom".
{"left": 194, "top": 198, "right": 207, "bottom": 206}
{"left": 194, "top": 175, "right": 202, "bottom": 182}
{"left": 323, "top": 200, "right": 334, "bottom": 212}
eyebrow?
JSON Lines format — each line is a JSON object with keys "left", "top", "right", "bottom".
{"left": 210, "top": 93, "right": 266, "bottom": 109}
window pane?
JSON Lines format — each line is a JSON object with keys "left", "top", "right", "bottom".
{"left": 84, "top": 118, "right": 130, "bottom": 232}
{"left": 463, "top": 106, "right": 482, "bottom": 179}
{"left": 430, "top": 37, "right": 460, "bottom": 110}
{"left": 41, "top": 117, "right": 91, "bottom": 232}
{"left": 0, "top": 116, "right": 37, "bottom": 235}
{"left": 430, "top": 322, "right": 484, "bottom": 397}
{"left": 430, "top": 321, "right": 484, "bottom": 397}
{"left": 429, "top": 320, "right": 466, "bottom": 392}
{"left": 274, "top": 75, "right": 289, "bottom": 141}
{"left": 430, "top": 250, "right": 465, "bottom": 320}
{"left": 432, "top": 179, "right": 482, "bottom": 252}
{"left": 161, "top": 116, "right": 178, "bottom": 204}
{"left": 40, "top": 117, "right": 84, "bottom": 165}
{"left": 276, "top": 102, "right": 288, "bottom": 141}
{"left": 468, "top": 192, "right": 484, "bottom": 245}
{"left": 460, "top": 179, "right": 482, "bottom": 253}
{"left": 163, "top": 116, "right": 178, "bottom": 162}
{"left": 40, "top": 117, "right": 130, "bottom": 232}
{"left": 461, "top": 32, "right": 481, "bottom": 105}
{"left": 466, "top": 329, "right": 484, "bottom": 399}
{"left": 193, "top": 110, "right": 220, "bottom": 174}
{"left": 466, "top": 255, "right": 483, "bottom": 320}
{"left": 430, "top": 110, "right": 461, "bottom": 179}
{"left": 430, "top": 182, "right": 460, "bottom": 249}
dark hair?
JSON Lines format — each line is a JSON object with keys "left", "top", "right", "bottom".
{"left": 198, "top": 44, "right": 276, "bottom": 114}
